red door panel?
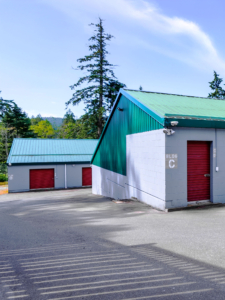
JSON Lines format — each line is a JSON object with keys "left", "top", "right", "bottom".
{"left": 187, "top": 141, "right": 210, "bottom": 201}
{"left": 82, "top": 167, "right": 92, "bottom": 186}
{"left": 30, "top": 169, "right": 54, "bottom": 190}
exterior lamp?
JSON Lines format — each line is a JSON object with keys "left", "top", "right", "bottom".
{"left": 170, "top": 121, "right": 178, "bottom": 126}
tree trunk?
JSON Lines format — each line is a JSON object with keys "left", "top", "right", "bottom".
{"left": 98, "top": 18, "right": 103, "bottom": 138}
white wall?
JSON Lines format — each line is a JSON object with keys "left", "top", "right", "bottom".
{"left": 127, "top": 130, "right": 166, "bottom": 210}
{"left": 92, "top": 165, "right": 128, "bottom": 199}
{"left": 92, "top": 129, "right": 166, "bottom": 210}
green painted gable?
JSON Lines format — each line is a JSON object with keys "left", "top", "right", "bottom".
{"left": 92, "top": 88, "right": 225, "bottom": 176}
{"left": 92, "top": 94, "right": 163, "bottom": 175}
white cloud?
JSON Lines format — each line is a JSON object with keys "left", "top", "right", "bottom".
{"left": 26, "top": 110, "right": 62, "bottom": 118}
{"left": 39, "top": 0, "right": 225, "bottom": 72}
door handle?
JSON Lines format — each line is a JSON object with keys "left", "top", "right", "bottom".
{"left": 204, "top": 174, "right": 210, "bottom": 177}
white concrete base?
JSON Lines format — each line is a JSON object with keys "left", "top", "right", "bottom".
{"left": 92, "top": 165, "right": 167, "bottom": 211}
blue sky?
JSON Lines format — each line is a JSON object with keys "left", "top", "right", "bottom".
{"left": 0, "top": 0, "right": 225, "bottom": 118}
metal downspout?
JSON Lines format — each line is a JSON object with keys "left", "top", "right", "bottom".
{"left": 65, "top": 164, "right": 67, "bottom": 189}
{"left": 215, "top": 128, "right": 218, "bottom": 169}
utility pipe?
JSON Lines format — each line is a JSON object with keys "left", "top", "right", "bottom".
{"left": 65, "top": 164, "right": 67, "bottom": 189}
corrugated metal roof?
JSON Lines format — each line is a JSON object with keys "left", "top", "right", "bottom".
{"left": 125, "top": 89, "right": 225, "bottom": 120}
{"left": 7, "top": 139, "right": 98, "bottom": 165}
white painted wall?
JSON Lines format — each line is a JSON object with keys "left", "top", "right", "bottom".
{"left": 92, "top": 165, "right": 127, "bottom": 199}
{"left": 127, "top": 130, "right": 166, "bottom": 210}
{"left": 92, "top": 129, "right": 166, "bottom": 210}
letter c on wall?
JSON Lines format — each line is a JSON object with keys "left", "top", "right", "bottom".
{"left": 169, "top": 159, "right": 175, "bottom": 168}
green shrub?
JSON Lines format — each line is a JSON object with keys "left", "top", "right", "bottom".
{"left": 0, "top": 173, "right": 8, "bottom": 182}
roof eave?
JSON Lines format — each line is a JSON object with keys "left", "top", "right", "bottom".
{"left": 7, "top": 161, "right": 91, "bottom": 166}
{"left": 165, "top": 115, "right": 225, "bottom": 129}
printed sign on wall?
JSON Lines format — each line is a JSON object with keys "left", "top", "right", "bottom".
{"left": 166, "top": 154, "right": 178, "bottom": 169}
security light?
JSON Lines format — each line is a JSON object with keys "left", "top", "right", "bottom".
{"left": 163, "top": 129, "right": 175, "bottom": 135}
{"left": 117, "top": 107, "right": 123, "bottom": 111}
{"left": 171, "top": 121, "right": 178, "bottom": 126}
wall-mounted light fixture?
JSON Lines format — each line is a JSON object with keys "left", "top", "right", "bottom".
{"left": 170, "top": 121, "right": 178, "bottom": 126}
{"left": 117, "top": 107, "right": 123, "bottom": 111}
{"left": 163, "top": 129, "right": 175, "bottom": 136}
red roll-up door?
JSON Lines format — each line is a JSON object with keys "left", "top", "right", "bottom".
{"left": 187, "top": 141, "right": 210, "bottom": 202}
{"left": 82, "top": 167, "right": 92, "bottom": 186}
{"left": 30, "top": 169, "right": 54, "bottom": 190}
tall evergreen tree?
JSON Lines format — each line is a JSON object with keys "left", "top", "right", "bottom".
{"left": 66, "top": 18, "right": 126, "bottom": 138}
{"left": 63, "top": 110, "right": 76, "bottom": 124}
{"left": 0, "top": 96, "right": 15, "bottom": 119}
{"left": 57, "top": 110, "right": 76, "bottom": 139}
{"left": 2, "top": 104, "right": 34, "bottom": 138}
{"left": 208, "top": 71, "right": 225, "bottom": 99}
{"left": 0, "top": 97, "right": 35, "bottom": 169}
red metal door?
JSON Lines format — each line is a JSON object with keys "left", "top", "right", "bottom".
{"left": 30, "top": 169, "right": 54, "bottom": 190}
{"left": 82, "top": 167, "right": 92, "bottom": 186}
{"left": 187, "top": 141, "right": 210, "bottom": 201}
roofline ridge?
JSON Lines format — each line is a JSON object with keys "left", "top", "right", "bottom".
{"left": 124, "top": 88, "right": 211, "bottom": 100}
{"left": 13, "top": 138, "right": 98, "bottom": 141}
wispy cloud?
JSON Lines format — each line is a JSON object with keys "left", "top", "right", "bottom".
{"left": 39, "top": 0, "right": 225, "bottom": 72}
{"left": 26, "top": 110, "right": 62, "bottom": 118}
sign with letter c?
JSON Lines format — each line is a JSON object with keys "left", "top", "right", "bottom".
{"left": 166, "top": 154, "right": 178, "bottom": 169}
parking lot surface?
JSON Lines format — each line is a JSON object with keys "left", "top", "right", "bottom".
{"left": 0, "top": 188, "right": 225, "bottom": 299}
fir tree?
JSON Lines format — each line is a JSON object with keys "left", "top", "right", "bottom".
{"left": 2, "top": 104, "right": 34, "bottom": 138}
{"left": 0, "top": 99, "right": 35, "bottom": 167}
{"left": 208, "top": 71, "right": 225, "bottom": 99}
{"left": 0, "top": 93, "right": 15, "bottom": 118}
{"left": 66, "top": 18, "right": 126, "bottom": 137}
{"left": 30, "top": 114, "right": 43, "bottom": 125}
{"left": 63, "top": 110, "right": 76, "bottom": 124}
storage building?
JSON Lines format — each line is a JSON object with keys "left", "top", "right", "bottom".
{"left": 91, "top": 89, "right": 225, "bottom": 211}
{"left": 7, "top": 138, "right": 98, "bottom": 192}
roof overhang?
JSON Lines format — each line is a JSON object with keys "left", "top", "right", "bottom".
{"left": 165, "top": 114, "right": 225, "bottom": 129}
{"left": 7, "top": 161, "right": 91, "bottom": 166}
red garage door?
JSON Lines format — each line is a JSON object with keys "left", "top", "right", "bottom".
{"left": 187, "top": 141, "right": 210, "bottom": 202}
{"left": 30, "top": 169, "right": 54, "bottom": 190}
{"left": 82, "top": 167, "right": 92, "bottom": 186}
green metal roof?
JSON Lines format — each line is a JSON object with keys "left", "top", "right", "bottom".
{"left": 91, "top": 89, "right": 225, "bottom": 165}
{"left": 125, "top": 89, "right": 225, "bottom": 120}
{"left": 7, "top": 139, "right": 98, "bottom": 165}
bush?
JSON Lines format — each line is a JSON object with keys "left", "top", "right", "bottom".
{"left": 0, "top": 173, "right": 8, "bottom": 182}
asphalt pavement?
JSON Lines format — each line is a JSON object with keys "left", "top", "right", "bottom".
{"left": 0, "top": 188, "right": 225, "bottom": 299}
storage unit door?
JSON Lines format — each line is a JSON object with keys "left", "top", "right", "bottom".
{"left": 187, "top": 141, "right": 210, "bottom": 201}
{"left": 82, "top": 167, "right": 92, "bottom": 186}
{"left": 30, "top": 169, "right": 54, "bottom": 190}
